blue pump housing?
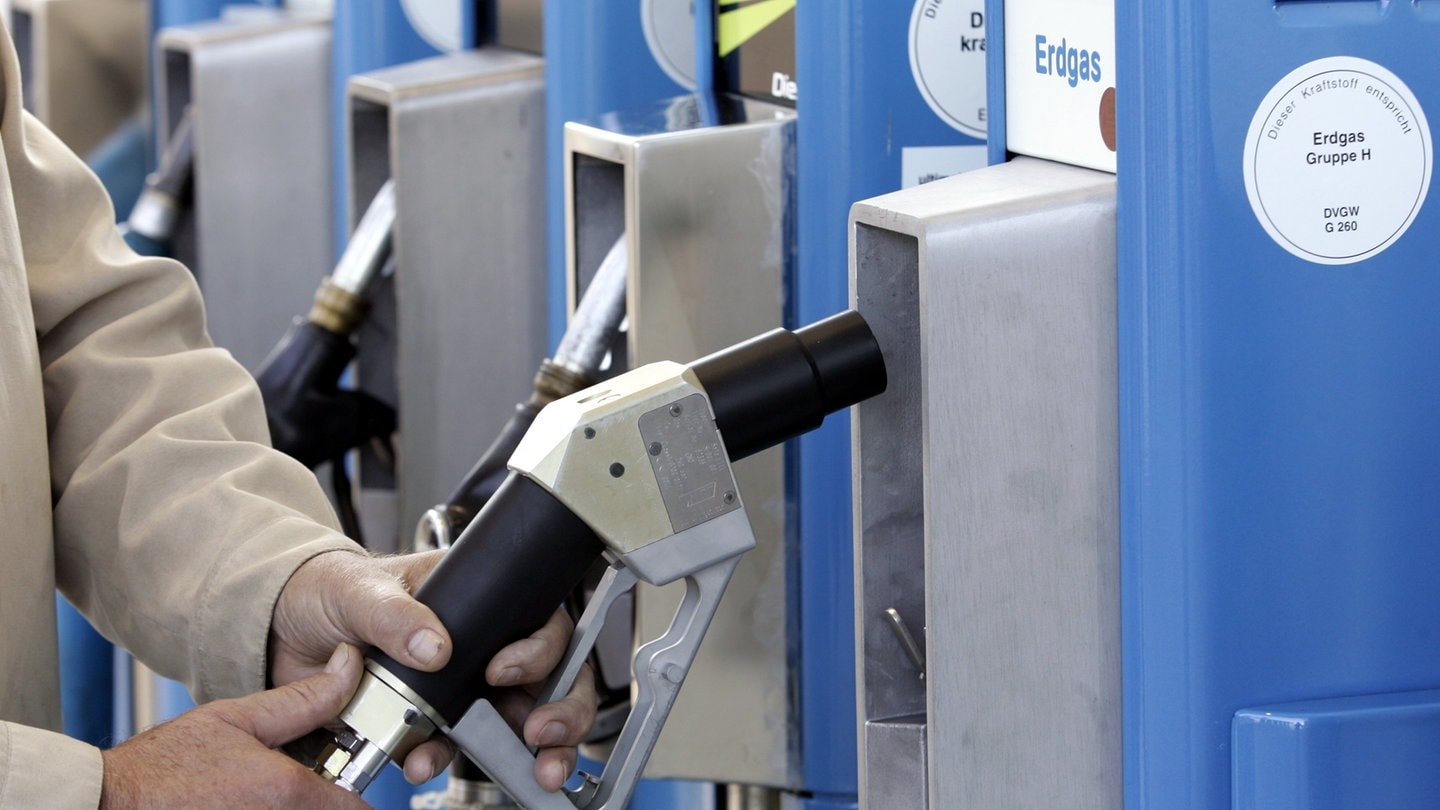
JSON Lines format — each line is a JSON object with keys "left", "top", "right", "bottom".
{"left": 1115, "top": 2, "right": 1440, "bottom": 807}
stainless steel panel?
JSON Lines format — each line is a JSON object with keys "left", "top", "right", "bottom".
{"left": 156, "top": 14, "right": 334, "bottom": 373}
{"left": 12, "top": 0, "right": 147, "bottom": 157}
{"left": 851, "top": 157, "right": 1121, "bottom": 809}
{"left": 564, "top": 94, "right": 797, "bottom": 788}
{"left": 493, "top": 0, "right": 542, "bottom": 55}
{"left": 347, "top": 49, "right": 548, "bottom": 551}
{"left": 863, "top": 717, "right": 927, "bottom": 810}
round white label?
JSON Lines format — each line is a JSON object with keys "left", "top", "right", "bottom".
{"left": 643, "top": 0, "right": 697, "bottom": 91}
{"left": 401, "top": 0, "right": 463, "bottom": 53}
{"left": 909, "top": 0, "right": 987, "bottom": 139}
{"left": 1243, "top": 56, "right": 1432, "bottom": 265}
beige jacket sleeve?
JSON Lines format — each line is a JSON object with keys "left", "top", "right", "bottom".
{"left": 22, "top": 105, "right": 358, "bottom": 698}
{"left": 0, "top": 15, "right": 360, "bottom": 810}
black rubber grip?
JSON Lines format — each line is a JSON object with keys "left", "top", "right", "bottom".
{"left": 255, "top": 320, "right": 395, "bottom": 470}
{"left": 372, "top": 474, "right": 605, "bottom": 724}
{"left": 690, "top": 310, "right": 887, "bottom": 460}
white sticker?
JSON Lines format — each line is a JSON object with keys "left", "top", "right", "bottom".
{"left": 401, "top": 0, "right": 463, "bottom": 53}
{"left": 909, "top": 0, "right": 987, "bottom": 139}
{"left": 901, "top": 145, "right": 988, "bottom": 188}
{"left": 643, "top": 0, "right": 697, "bottom": 91}
{"left": 1243, "top": 57, "right": 1432, "bottom": 265}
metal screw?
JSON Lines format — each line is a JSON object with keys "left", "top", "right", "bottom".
{"left": 723, "top": 491, "right": 736, "bottom": 505}
{"left": 884, "top": 608, "right": 927, "bottom": 681}
{"left": 583, "top": 426, "right": 596, "bottom": 439}
{"left": 669, "top": 403, "right": 683, "bottom": 417}
{"left": 649, "top": 441, "right": 663, "bottom": 456}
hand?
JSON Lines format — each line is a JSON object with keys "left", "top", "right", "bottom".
{"left": 101, "top": 644, "right": 368, "bottom": 808}
{"left": 485, "top": 608, "right": 599, "bottom": 792}
{"left": 269, "top": 549, "right": 599, "bottom": 789}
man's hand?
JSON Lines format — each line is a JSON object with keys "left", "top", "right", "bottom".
{"left": 269, "top": 549, "right": 598, "bottom": 789}
{"left": 101, "top": 644, "right": 369, "bottom": 808}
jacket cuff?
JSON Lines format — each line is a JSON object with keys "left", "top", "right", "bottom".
{"left": 0, "top": 722, "right": 103, "bottom": 808}
{"left": 191, "top": 522, "right": 360, "bottom": 703}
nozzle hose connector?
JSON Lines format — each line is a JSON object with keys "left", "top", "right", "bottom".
{"left": 317, "top": 664, "right": 445, "bottom": 792}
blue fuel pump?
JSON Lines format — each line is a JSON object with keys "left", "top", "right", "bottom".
{"left": 792, "top": 5, "right": 985, "bottom": 805}
{"left": 1112, "top": 2, "right": 1440, "bottom": 807}
{"left": 984, "top": 0, "right": 1440, "bottom": 805}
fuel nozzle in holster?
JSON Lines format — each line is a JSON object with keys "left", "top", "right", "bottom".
{"left": 414, "top": 235, "right": 629, "bottom": 552}
{"left": 316, "top": 310, "right": 888, "bottom": 808}
{"left": 121, "top": 106, "right": 195, "bottom": 256}
{"left": 256, "top": 181, "right": 398, "bottom": 471}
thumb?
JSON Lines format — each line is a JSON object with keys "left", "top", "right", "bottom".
{"left": 217, "top": 644, "right": 363, "bottom": 748}
{"left": 339, "top": 554, "right": 452, "bottom": 672}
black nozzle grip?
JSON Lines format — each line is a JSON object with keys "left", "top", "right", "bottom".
{"left": 256, "top": 320, "right": 395, "bottom": 469}
{"left": 691, "top": 310, "right": 887, "bottom": 461}
{"left": 372, "top": 474, "right": 604, "bottom": 724}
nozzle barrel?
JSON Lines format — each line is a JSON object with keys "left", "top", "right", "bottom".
{"left": 690, "top": 310, "right": 887, "bottom": 461}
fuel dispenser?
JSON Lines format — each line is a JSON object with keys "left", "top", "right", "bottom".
{"left": 10, "top": 0, "right": 147, "bottom": 160}
{"left": 1114, "top": 2, "right": 1440, "bottom": 808}
{"left": 328, "top": 13, "right": 552, "bottom": 805}
{"left": 342, "top": 42, "right": 548, "bottom": 556}
{"left": 850, "top": 159, "right": 1119, "bottom": 808}
{"left": 789, "top": 4, "right": 989, "bottom": 803}
{"left": 152, "top": 8, "right": 334, "bottom": 371}
{"left": 542, "top": 0, "right": 695, "bottom": 348}
{"left": 564, "top": 89, "right": 798, "bottom": 797}
{"left": 548, "top": 3, "right": 993, "bottom": 805}
{"left": 853, "top": 0, "right": 1440, "bottom": 806}
{"left": 851, "top": 0, "right": 1122, "bottom": 804}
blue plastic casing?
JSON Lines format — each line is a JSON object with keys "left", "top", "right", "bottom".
{"left": 1116, "top": 2, "right": 1440, "bottom": 807}
{"left": 151, "top": 0, "right": 269, "bottom": 32}
{"left": 1234, "top": 689, "right": 1440, "bottom": 810}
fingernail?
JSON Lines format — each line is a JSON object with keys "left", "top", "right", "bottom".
{"left": 541, "top": 760, "right": 567, "bottom": 791}
{"left": 493, "top": 666, "right": 523, "bottom": 687}
{"left": 405, "top": 755, "right": 438, "bottom": 785}
{"left": 407, "top": 628, "right": 445, "bottom": 666}
{"left": 537, "top": 720, "right": 567, "bottom": 747}
{"left": 325, "top": 644, "right": 350, "bottom": 674}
